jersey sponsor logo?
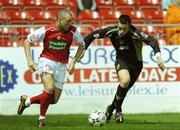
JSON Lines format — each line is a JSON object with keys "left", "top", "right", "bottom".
{"left": 118, "top": 45, "right": 129, "bottom": 50}
{"left": 49, "top": 40, "right": 68, "bottom": 50}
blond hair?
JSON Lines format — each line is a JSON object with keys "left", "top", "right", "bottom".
{"left": 58, "top": 9, "right": 72, "bottom": 19}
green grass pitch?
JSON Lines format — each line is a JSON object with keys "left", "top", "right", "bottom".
{"left": 0, "top": 113, "right": 180, "bottom": 130}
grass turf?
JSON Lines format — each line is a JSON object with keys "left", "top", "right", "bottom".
{"left": 0, "top": 113, "right": 180, "bottom": 130}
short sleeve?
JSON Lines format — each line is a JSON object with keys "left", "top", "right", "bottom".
{"left": 27, "top": 26, "right": 45, "bottom": 43}
{"left": 73, "top": 29, "right": 85, "bottom": 48}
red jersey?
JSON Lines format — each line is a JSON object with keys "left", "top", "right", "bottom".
{"left": 27, "top": 24, "right": 84, "bottom": 63}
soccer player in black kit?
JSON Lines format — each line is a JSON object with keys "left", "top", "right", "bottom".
{"left": 75, "top": 15, "right": 165, "bottom": 123}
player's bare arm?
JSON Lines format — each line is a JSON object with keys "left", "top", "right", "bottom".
{"left": 156, "top": 53, "right": 165, "bottom": 71}
{"left": 67, "top": 25, "right": 86, "bottom": 75}
{"left": 23, "top": 39, "right": 36, "bottom": 72}
{"left": 67, "top": 46, "right": 85, "bottom": 75}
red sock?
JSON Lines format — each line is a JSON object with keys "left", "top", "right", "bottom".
{"left": 30, "top": 95, "right": 41, "bottom": 104}
{"left": 40, "top": 91, "right": 54, "bottom": 116}
{"left": 30, "top": 92, "right": 55, "bottom": 104}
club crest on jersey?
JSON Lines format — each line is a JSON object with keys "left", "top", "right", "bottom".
{"left": 57, "top": 35, "right": 61, "bottom": 40}
{"left": 93, "top": 34, "right": 100, "bottom": 38}
{"left": 119, "top": 39, "right": 124, "bottom": 44}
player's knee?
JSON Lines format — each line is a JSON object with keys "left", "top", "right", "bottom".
{"left": 44, "top": 87, "right": 54, "bottom": 94}
{"left": 119, "top": 79, "right": 130, "bottom": 88}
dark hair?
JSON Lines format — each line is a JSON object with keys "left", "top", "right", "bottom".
{"left": 118, "top": 15, "right": 131, "bottom": 24}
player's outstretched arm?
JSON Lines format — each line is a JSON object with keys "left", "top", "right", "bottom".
{"left": 23, "top": 39, "right": 36, "bottom": 72}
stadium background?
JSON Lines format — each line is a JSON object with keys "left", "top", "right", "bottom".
{"left": 0, "top": 0, "right": 180, "bottom": 116}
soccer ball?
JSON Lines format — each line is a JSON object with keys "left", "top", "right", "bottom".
{"left": 88, "top": 110, "right": 106, "bottom": 126}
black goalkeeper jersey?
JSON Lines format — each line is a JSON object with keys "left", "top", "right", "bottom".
{"left": 84, "top": 25, "right": 160, "bottom": 65}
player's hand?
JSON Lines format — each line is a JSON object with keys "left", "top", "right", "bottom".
{"left": 67, "top": 60, "right": 76, "bottom": 75}
{"left": 27, "top": 60, "right": 36, "bottom": 72}
{"left": 157, "top": 57, "right": 165, "bottom": 71}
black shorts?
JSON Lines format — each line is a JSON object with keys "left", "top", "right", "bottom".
{"left": 115, "top": 59, "right": 143, "bottom": 88}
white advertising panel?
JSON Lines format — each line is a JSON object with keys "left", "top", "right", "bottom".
{"left": 0, "top": 46, "right": 180, "bottom": 114}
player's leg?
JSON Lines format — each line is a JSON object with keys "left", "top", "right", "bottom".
{"left": 17, "top": 72, "right": 55, "bottom": 127}
{"left": 37, "top": 61, "right": 66, "bottom": 127}
{"left": 51, "top": 87, "right": 62, "bottom": 104}
{"left": 37, "top": 62, "right": 65, "bottom": 127}
{"left": 105, "top": 70, "right": 130, "bottom": 122}
{"left": 17, "top": 58, "right": 44, "bottom": 114}
{"left": 32, "top": 61, "right": 65, "bottom": 127}
{"left": 50, "top": 61, "right": 66, "bottom": 104}
{"left": 17, "top": 92, "right": 44, "bottom": 115}
{"left": 37, "top": 72, "right": 55, "bottom": 127}
{"left": 17, "top": 87, "right": 52, "bottom": 115}
{"left": 40, "top": 84, "right": 63, "bottom": 127}
{"left": 114, "top": 69, "right": 130, "bottom": 123}
{"left": 18, "top": 78, "right": 62, "bottom": 112}
{"left": 105, "top": 61, "right": 130, "bottom": 122}
{"left": 17, "top": 80, "right": 49, "bottom": 115}
{"left": 20, "top": 75, "right": 63, "bottom": 127}
{"left": 114, "top": 63, "right": 143, "bottom": 123}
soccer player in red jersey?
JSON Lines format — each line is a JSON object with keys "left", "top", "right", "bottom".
{"left": 17, "top": 10, "right": 85, "bottom": 127}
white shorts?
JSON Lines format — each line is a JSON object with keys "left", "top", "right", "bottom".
{"left": 37, "top": 57, "right": 67, "bottom": 89}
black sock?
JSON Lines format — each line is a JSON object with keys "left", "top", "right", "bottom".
{"left": 112, "top": 85, "right": 128, "bottom": 112}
